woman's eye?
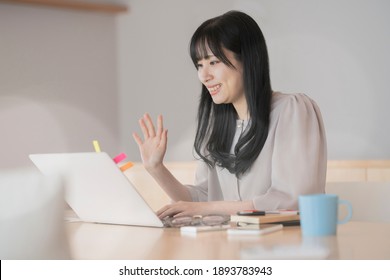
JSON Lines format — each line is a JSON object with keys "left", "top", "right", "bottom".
{"left": 210, "top": 60, "right": 220, "bottom": 66}
{"left": 196, "top": 63, "right": 203, "bottom": 69}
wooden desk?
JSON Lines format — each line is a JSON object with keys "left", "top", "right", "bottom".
{"left": 66, "top": 221, "right": 390, "bottom": 260}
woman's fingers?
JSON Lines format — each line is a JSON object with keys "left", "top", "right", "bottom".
{"left": 132, "top": 132, "right": 143, "bottom": 147}
{"left": 139, "top": 117, "right": 150, "bottom": 139}
{"left": 144, "top": 113, "right": 156, "bottom": 138}
{"left": 138, "top": 113, "right": 163, "bottom": 140}
{"left": 157, "top": 201, "right": 199, "bottom": 219}
{"left": 157, "top": 205, "right": 173, "bottom": 219}
{"left": 160, "top": 129, "right": 168, "bottom": 150}
{"left": 156, "top": 115, "right": 164, "bottom": 138}
{"left": 157, "top": 204, "right": 183, "bottom": 219}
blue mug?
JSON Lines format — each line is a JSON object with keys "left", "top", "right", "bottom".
{"left": 299, "top": 194, "right": 353, "bottom": 236}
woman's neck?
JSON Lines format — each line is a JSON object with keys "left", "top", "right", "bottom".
{"left": 232, "top": 96, "right": 248, "bottom": 120}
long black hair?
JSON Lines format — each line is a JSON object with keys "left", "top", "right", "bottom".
{"left": 190, "top": 10, "right": 272, "bottom": 177}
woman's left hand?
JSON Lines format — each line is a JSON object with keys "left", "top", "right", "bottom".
{"left": 156, "top": 200, "right": 254, "bottom": 219}
{"left": 157, "top": 201, "right": 216, "bottom": 219}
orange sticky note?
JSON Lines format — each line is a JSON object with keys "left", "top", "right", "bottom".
{"left": 120, "top": 162, "right": 134, "bottom": 172}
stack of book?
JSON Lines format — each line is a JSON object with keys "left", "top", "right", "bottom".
{"left": 230, "top": 210, "right": 300, "bottom": 227}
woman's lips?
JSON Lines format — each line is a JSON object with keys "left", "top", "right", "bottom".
{"left": 208, "top": 84, "right": 221, "bottom": 95}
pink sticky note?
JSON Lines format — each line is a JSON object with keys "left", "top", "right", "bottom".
{"left": 113, "top": 153, "right": 127, "bottom": 164}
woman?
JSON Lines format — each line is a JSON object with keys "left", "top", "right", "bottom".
{"left": 133, "top": 11, "right": 327, "bottom": 220}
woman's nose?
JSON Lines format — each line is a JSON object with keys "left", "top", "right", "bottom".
{"left": 198, "top": 67, "right": 212, "bottom": 83}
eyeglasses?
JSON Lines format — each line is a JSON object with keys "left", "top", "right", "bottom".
{"left": 163, "top": 214, "right": 230, "bottom": 228}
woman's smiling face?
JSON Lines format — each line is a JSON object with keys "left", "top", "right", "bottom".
{"left": 196, "top": 46, "right": 247, "bottom": 118}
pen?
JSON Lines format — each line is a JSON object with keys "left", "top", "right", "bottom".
{"left": 237, "top": 210, "right": 266, "bottom": 216}
{"left": 237, "top": 210, "right": 299, "bottom": 216}
{"left": 265, "top": 210, "right": 299, "bottom": 215}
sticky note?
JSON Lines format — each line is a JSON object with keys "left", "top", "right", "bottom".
{"left": 113, "top": 153, "right": 127, "bottom": 164}
{"left": 92, "top": 140, "right": 101, "bottom": 152}
{"left": 120, "top": 162, "right": 134, "bottom": 172}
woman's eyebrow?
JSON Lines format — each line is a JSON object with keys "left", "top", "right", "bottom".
{"left": 198, "top": 54, "right": 216, "bottom": 61}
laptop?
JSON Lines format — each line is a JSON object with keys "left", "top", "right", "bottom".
{"left": 29, "top": 152, "right": 164, "bottom": 227}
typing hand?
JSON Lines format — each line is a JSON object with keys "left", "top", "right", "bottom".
{"left": 157, "top": 201, "right": 214, "bottom": 219}
{"left": 157, "top": 200, "right": 255, "bottom": 220}
{"left": 133, "top": 113, "right": 168, "bottom": 170}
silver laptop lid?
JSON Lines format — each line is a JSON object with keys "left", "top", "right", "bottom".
{"left": 29, "top": 152, "right": 164, "bottom": 227}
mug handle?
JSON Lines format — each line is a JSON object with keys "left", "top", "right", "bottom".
{"left": 338, "top": 199, "right": 353, "bottom": 224}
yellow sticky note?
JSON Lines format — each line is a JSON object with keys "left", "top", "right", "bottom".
{"left": 93, "top": 140, "right": 101, "bottom": 152}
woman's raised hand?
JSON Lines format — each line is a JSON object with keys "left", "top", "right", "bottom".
{"left": 132, "top": 113, "right": 168, "bottom": 170}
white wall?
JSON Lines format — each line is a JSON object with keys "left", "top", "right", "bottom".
{"left": 0, "top": 2, "right": 121, "bottom": 169}
{"left": 1, "top": 0, "right": 389, "bottom": 170}
{"left": 119, "top": 0, "right": 390, "bottom": 161}
{"left": 261, "top": 0, "right": 390, "bottom": 160}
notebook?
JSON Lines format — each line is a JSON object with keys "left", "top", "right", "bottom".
{"left": 230, "top": 213, "right": 300, "bottom": 225}
{"left": 29, "top": 152, "right": 164, "bottom": 227}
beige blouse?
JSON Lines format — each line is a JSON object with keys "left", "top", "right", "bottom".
{"left": 185, "top": 92, "right": 327, "bottom": 210}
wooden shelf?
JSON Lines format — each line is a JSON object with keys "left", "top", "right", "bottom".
{"left": 0, "top": 0, "right": 128, "bottom": 14}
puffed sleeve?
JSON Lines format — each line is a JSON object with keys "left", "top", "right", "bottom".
{"left": 252, "top": 93, "right": 327, "bottom": 210}
{"left": 185, "top": 160, "right": 209, "bottom": 201}
{"left": 184, "top": 159, "right": 225, "bottom": 202}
